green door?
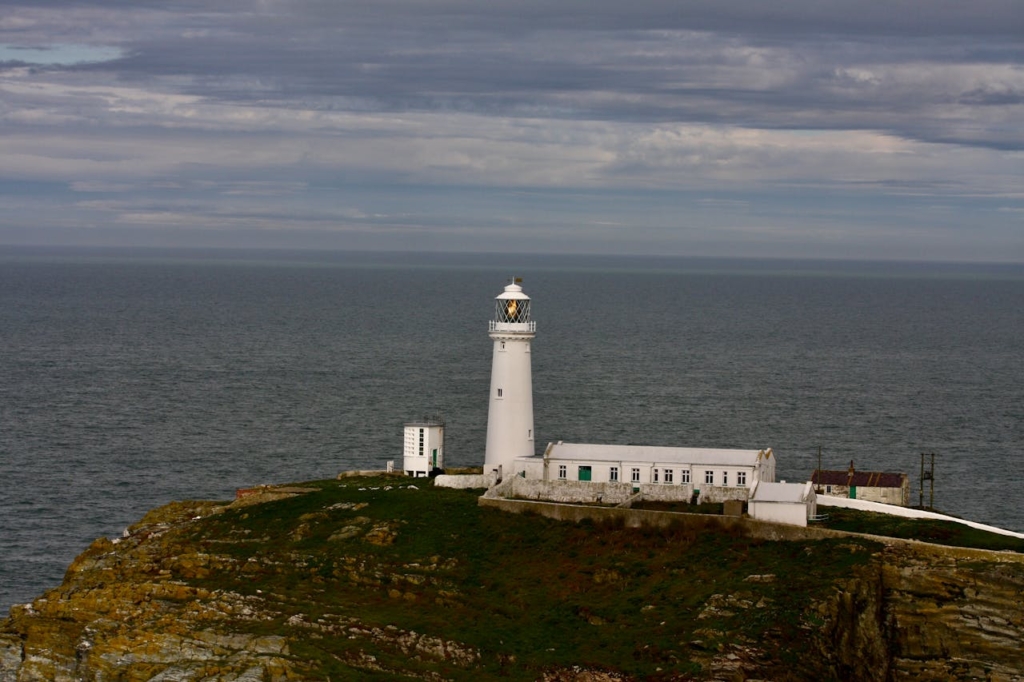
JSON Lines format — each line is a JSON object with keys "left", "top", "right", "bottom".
{"left": 849, "top": 486, "right": 857, "bottom": 499}
{"left": 432, "top": 449, "right": 438, "bottom": 468}
{"left": 578, "top": 466, "right": 592, "bottom": 481}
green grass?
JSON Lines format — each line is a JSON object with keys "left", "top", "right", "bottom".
{"left": 167, "top": 476, "right": 882, "bottom": 680}
{"left": 820, "top": 507, "right": 1024, "bottom": 552}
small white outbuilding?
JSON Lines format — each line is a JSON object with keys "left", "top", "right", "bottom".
{"left": 748, "top": 481, "right": 817, "bottom": 527}
{"left": 403, "top": 420, "right": 444, "bottom": 477}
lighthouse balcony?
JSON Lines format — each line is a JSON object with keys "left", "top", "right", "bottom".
{"left": 490, "top": 320, "right": 536, "bottom": 333}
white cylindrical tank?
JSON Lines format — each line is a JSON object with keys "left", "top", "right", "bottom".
{"left": 403, "top": 420, "right": 444, "bottom": 477}
{"left": 484, "top": 279, "right": 536, "bottom": 479}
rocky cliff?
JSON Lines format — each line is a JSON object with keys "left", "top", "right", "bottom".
{"left": 2, "top": 477, "right": 1022, "bottom": 681}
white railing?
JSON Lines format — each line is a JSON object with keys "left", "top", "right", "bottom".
{"left": 489, "top": 320, "right": 536, "bottom": 332}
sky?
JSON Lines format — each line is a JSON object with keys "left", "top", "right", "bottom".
{"left": 1, "top": 1, "right": 1022, "bottom": 261}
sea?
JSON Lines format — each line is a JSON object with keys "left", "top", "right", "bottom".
{"left": 2, "top": 247, "right": 1023, "bottom": 614}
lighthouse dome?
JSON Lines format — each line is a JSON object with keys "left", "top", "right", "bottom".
{"left": 496, "top": 281, "right": 530, "bottom": 300}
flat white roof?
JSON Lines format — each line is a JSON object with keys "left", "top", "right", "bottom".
{"left": 751, "top": 482, "right": 810, "bottom": 504}
{"left": 544, "top": 442, "right": 771, "bottom": 467}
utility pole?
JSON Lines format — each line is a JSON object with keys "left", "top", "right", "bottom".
{"left": 816, "top": 446, "right": 823, "bottom": 493}
{"left": 919, "top": 453, "right": 936, "bottom": 510}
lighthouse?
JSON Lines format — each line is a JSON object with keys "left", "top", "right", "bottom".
{"left": 484, "top": 278, "right": 536, "bottom": 480}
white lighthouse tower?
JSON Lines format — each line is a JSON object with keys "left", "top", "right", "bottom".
{"left": 484, "top": 278, "right": 536, "bottom": 480}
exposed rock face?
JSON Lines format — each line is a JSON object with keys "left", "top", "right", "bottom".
{"left": 815, "top": 562, "right": 890, "bottom": 681}
{"left": 809, "top": 544, "right": 1024, "bottom": 682}
{"left": 2, "top": 484, "right": 1023, "bottom": 681}
{"left": 883, "top": 547, "right": 1024, "bottom": 680}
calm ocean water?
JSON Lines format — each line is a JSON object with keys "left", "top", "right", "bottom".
{"left": 2, "top": 247, "right": 1022, "bottom": 613}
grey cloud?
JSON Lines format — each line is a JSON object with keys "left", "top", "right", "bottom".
{"left": 183, "top": 0, "right": 1024, "bottom": 37}
{"left": 33, "top": 9, "right": 1013, "bottom": 150}
{"left": 1, "top": 0, "right": 1022, "bottom": 259}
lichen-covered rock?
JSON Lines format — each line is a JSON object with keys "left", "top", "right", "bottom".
{"left": 0, "top": 635, "right": 21, "bottom": 682}
{"left": 0, "top": 498, "right": 300, "bottom": 682}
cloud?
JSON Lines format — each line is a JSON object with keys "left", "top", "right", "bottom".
{"left": 5, "top": 3, "right": 1021, "bottom": 151}
{"left": 0, "top": 43, "right": 122, "bottom": 65}
{"left": 0, "top": 0, "right": 1021, "bottom": 259}
{"left": 70, "top": 181, "right": 134, "bottom": 192}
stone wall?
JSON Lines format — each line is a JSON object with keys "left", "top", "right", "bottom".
{"left": 690, "top": 484, "right": 751, "bottom": 504}
{"left": 637, "top": 482, "right": 694, "bottom": 502}
{"left": 497, "top": 478, "right": 751, "bottom": 505}
{"left": 637, "top": 482, "right": 749, "bottom": 503}
{"left": 506, "top": 478, "right": 635, "bottom": 504}
{"left": 337, "top": 470, "right": 393, "bottom": 479}
{"left": 434, "top": 473, "right": 496, "bottom": 490}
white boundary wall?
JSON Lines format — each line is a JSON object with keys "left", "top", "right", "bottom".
{"left": 817, "top": 496, "right": 1024, "bottom": 539}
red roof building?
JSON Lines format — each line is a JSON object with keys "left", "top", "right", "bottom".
{"left": 811, "top": 461, "right": 910, "bottom": 507}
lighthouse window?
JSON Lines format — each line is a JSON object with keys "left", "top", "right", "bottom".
{"left": 653, "top": 468, "right": 659, "bottom": 483}
{"left": 631, "top": 468, "right": 640, "bottom": 483}
{"left": 722, "top": 471, "right": 728, "bottom": 486}
{"left": 737, "top": 471, "right": 747, "bottom": 486}
{"left": 496, "top": 388, "right": 503, "bottom": 398}
{"left": 705, "top": 470, "right": 714, "bottom": 485}
{"left": 681, "top": 469, "right": 691, "bottom": 484}
{"left": 664, "top": 469, "right": 674, "bottom": 484}
{"left": 558, "top": 465, "right": 567, "bottom": 480}
{"left": 609, "top": 467, "right": 619, "bottom": 482}
{"left": 500, "top": 341, "right": 506, "bottom": 350}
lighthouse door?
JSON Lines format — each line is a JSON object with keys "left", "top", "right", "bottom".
{"left": 578, "top": 466, "right": 592, "bottom": 481}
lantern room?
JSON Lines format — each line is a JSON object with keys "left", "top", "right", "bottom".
{"left": 490, "top": 279, "right": 535, "bottom": 332}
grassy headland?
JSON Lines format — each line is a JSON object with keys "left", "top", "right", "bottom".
{"left": 179, "top": 476, "right": 880, "bottom": 679}
{"left": 8, "top": 475, "right": 1024, "bottom": 681}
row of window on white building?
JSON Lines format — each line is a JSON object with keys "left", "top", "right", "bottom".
{"left": 557, "top": 465, "right": 746, "bottom": 486}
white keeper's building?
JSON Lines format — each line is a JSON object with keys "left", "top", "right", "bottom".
{"left": 514, "top": 442, "right": 776, "bottom": 503}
